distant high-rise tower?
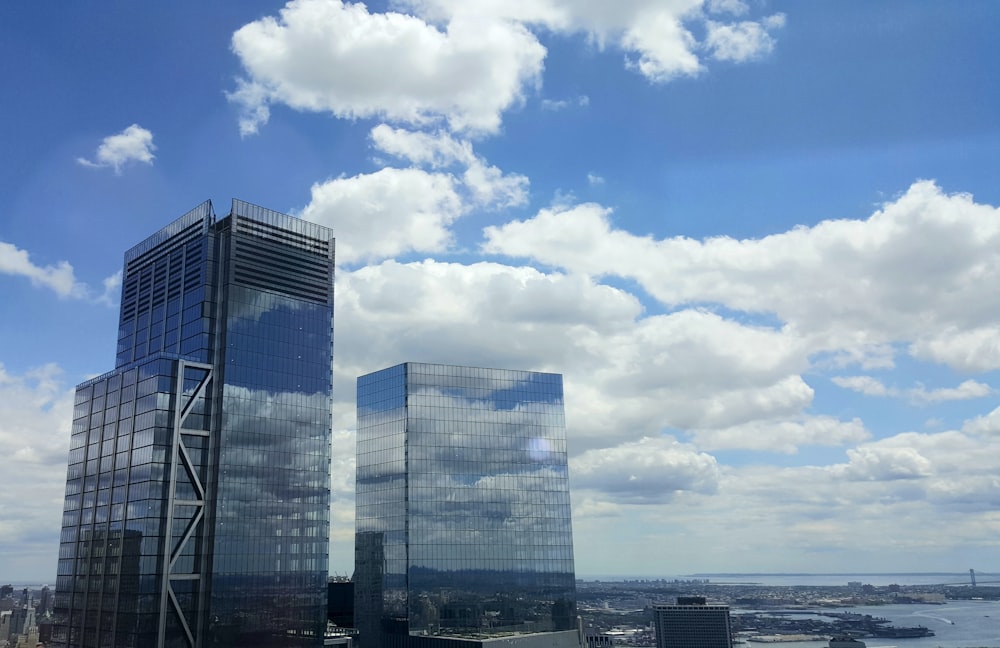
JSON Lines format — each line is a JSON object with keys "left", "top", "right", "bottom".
{"left": 354, "top": 363, "right": 580, "bottom": 648}
{"left": 52, "top": 200, "right": 335, "bottom": 648}
{"left": 39, "top": 585, "right": 52, "bottom": 617}
{"left": 654, "top": 597, "right": 733, "bottom": 648}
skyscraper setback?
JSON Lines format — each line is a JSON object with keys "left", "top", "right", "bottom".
{"left": 52, "top": 200, "right": 335, "bottom": 648}
{"left": 355, "top": 363, "right": 580, "bottom": 648}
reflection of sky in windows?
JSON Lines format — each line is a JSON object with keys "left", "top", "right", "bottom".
{"left": 56, "top": 204, "right": 335, "bottom": 647}
{"left": 356, "top": 363, "right": 576, "bottom": 639}
{"left": 223, "top": 286, "right": 333, "bottom": 394}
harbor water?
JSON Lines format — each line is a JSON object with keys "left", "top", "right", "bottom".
{"left": 735, "top": 600, "right": 1000, "bottom": 648}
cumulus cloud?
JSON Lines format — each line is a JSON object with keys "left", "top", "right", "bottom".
{"left": 910, "top": 327, "right": 1000, "bottom": 372}
{"left": 409, "top": 0, "right": 784, "bottom": 81}
{"left": 910, "top": 379, "right": 992, "bottom": 403}
{"left": 298, "top": 167, "right": 463, "bottom": 264}
{"left": 0, "top": 241, "right": 86, "bottom": 298}
{"left": 832, "top": 375, "right": 891, "bottom": 397}
{"left": 333, "top": 259, "right": 826, "bottom": 461}
{"left": 483, "top": 181, "right": 1000, "bottom": 371}
{"left": 336, "top": 259, "right": 643, "bottom": 368}
{"left": 705, "top": 14, "right": 785, "bottom": 63}
{"left": 0, "top": 363, "right": 74, "bottom": 580}
{"left": 369, "top": 125, "right": 529, "bottom": 209}
{"left": 689, "top": 415, "right": 869, "bottom": 454}
{"left": 327, "top": 221, "right": 1000, "bottom": 568}
{"left": 371, "top": 124, "right": 474, "bottom": 168}
{"left": 374, "top": 126, "right": 529, "bottom": 207}
{"left": 96, "top": 269, "right": 123, "bottom": 307}
{"left": 962, "top": 405, "right": 1000, "bottom": 436}
{"left": 299, "top": 126, "right": 529, "bottom": 267}
{"left": 230, "top": 0, "right": 784, "bottom": 136}
{"left": 540, "top": 95, "right": 589, "bottom": 111}
{"left": 833, "top": 375, "right": 992, "bottom": 404}
{"left": 462, "top": 158, "right": 529, "bottom": 208}
{"left": 1, "top": 240, "right": 124, "bottom": 306}
{"left": 77, "top": 124, "right": 156, "bottom": 173}
{"left": 706, "top": 0, "right": 749, "bottom": 15}
{"left": 571, "top": 436, "right": 720, "bottom": 503}
{"left": 836, "top": 445, "right": 934, "bottom": 481}
{"left": 569, "top": 419, "right": 1000, "bottom": 572}
{"left": 620, "top": 5, "right": 704, "bottom": 80}
{"left": 229, "top": 0, "right": 545, "bottom": 135}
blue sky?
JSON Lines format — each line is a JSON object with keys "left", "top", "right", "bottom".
{"left": 2, "top": 1, "right": 1000, "bottom": 582}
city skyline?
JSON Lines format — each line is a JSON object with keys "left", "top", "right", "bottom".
{"left": 2, "top": 1, "right": 1000, "bottom": 582}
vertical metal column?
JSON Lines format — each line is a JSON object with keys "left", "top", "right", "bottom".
{"left": 158, "top": 360, "right": 213, "bottom": 648}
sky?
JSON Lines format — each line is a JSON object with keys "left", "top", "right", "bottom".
{"left": 1, "top": 1, "right": 999, "bottom": 582}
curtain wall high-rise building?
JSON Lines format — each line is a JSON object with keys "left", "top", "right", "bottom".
{"left": 355, "top": 363, "right": 580, "bottom": 648}
{"left": 654, "top": 598, "right": 733, "bottom": 648}
{"left": 52, "top": 200, "right": 335, "bottom": 648}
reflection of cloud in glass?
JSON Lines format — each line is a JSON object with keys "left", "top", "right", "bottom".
{"left": 223, "top": 285, "right": 333, "bottom": 395}
{"left": 528, "top": 436, "right": 551, "bottom": 461}
{"left": 214, "top": 383, "right": 331, "bottom": 544}
{"left": 355, "top": 363, "right": 577, "bottom": 642}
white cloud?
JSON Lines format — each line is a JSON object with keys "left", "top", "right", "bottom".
{"left": 833, "top": 375, "right": 992, "bottom": 404}
{"left": 408, "top": 0, "right": 784, "bottom": 82}
{"left": 462, "top": 158, "right": 529, "bottom": 208}
{"left": 336, "top": 259, "right": 643, "bottom": 367}
{"left": 571, "top": 436, "right": 720, "bottom": 503}
{"left": 707, "top": 0, "right": 749, "bottom": 16}
{"left": 0, "top": 363, "right": 74, "bottom": 581}
{"left": 1, "top": 242, "right": 125, "bottom": 308}
{"left": 836, "top": 446, "right": 934, "bottom": 481}
{"left": 541, "top": 98, "right": 569, "bottom": 111}
{"left": 97, "top": 269, "right": 123, "bottom": 307}
{"left": 815, "top": 344, "right": 896, "bottom": 371}
{"left": 569, "top": 419, "right": 1000, "bottom": 572}
{"left": 228, "top": 79, "right": 272, "bottom": 138}
{"left": 832, "top": 375, "right": 892, "bottom": 397}
{"left": 962, "top": 405, "right": 1000, "bottom": 436}
{"left": 705, "top": 15, "right": 785, "bottom": 63}
{"left": 483, "top": 181, "right": 1000, "bottom": 371}
{"left": 370, "top": 124, "right": 474, "bottom": 168}
{"left": 411, "top": 0, "right": 708, "bottom": 80}
{"left": 77, "top": 124, "right": 156, "bottom": 173}
{"left": 910, "top": 379, "right": 992, "bottom": 403}
{"left": 587, "top": 172, "right": 604, "bottom": 186}
{"left": 231, "top": 1, "right": 784, "bottom": 136}
{"left": 369, "top": 125, "right": 529, "bottom": 211}
{"left": 689, "top": 415, "right": 869, "bottom": 454}
{"left": 540, "top": 95, "right": 589, "bottom": 111}
{"left": 0, "top": 241, "right": 86, "bottom": 299}
{"left": 298, "top": 167, "right": 463, "bottom": 264}
{"left": 910, "top": 326, "right": 1000, "bottom": 372}
{"left": 620, "top": 4, "right": 704, "bottom": 80}
{"left": 229, "top": 0, "right": 545, "bottom": 135}
{"left": 334, "top": 259, "right": 828, "bottom": 460}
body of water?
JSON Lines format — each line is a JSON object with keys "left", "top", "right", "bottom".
{"left": 735, "top": 601, "right": 1000, "bottom": 648}
{"left": 582, "top": 573, "right": 993, "bottom": 587}
{"left": 696, "top": 574, "right": 991, "bottom": 587}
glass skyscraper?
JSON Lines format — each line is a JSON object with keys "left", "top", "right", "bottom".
{"left": 355, "top": 363, "right": 580, "bottom": 648}
{"left": 654, "top": 598, "right": 733, "bottom": 648}
{"left": 52, "top": 200, "right": 335, "bottom": 648}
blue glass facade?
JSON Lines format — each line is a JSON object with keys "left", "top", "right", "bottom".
{"left": 355, "top": 363, "right": 577, "bottom": 647}
{"left": 52, "top": 200, "right": 334, "bottom": 648}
